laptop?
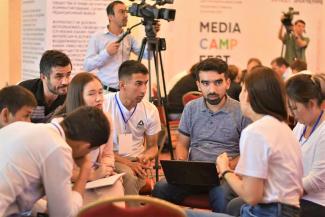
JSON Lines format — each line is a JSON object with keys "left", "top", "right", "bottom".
{"left": 160, "top": 160, "right": 220, "bottom": 187}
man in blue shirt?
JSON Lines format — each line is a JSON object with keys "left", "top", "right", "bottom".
{"left": 84, "top": 1, "right": 159, "bottom": 91}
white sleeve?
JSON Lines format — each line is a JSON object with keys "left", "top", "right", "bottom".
{"left": 146, "top": 105, "right": 161, "bottom": 136}
{"left": 41, "top": 147, "right": 83, "bottom": 217}
{"left": 83, "top": 34, "right": 110, "bottom": 71}
{"left": 303, "top": 132, "right": 325, "bottom": 193}
{"left": 235, "top": 130, "right": 270, "bottom": 179}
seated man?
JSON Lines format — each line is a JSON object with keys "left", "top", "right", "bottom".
{"left": 152, "top": 58, "right": 251, "bottom": 213}
{"left": 19, "top": 50, "right": 72, "bottom": 123}
{"left": 0, "top": 85, "right": 37, "bottom": 128}
{"left": 0, "top": 106, "right": 110, "bottom": 217}
{"left": 103, "top": 60, "right": 161, "bottom": 206}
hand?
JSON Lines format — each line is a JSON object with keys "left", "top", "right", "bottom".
{"left": 229, "top": 156, "right": 240, "bottom": 170}
{"left": 74, "top": 154, "right": 92, "bottom": 170}
{"left": 90, "top": 165, "right": 114, "bottom": 181}
{"left": 154, "top": 21, "right": 161, "bottom": 33}
{"left": 216, "top": 152, "right": 231, "bottom": 175}
{"left": 106, "top": 42, "right": 120, "bottom": 56}
{"left": 127, "top": 161, "right": 147, "bottom": 179}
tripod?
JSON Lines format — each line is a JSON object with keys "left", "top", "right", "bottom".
{"left": 137, "top": 34, "right": 175, "bottom": 181}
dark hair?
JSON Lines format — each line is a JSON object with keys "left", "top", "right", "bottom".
{"left": 0, "top": 85, "right": 37, "bottom": 115}
{"left": 54, "top": 73, "right": 102, "bottom": 116}
{"left": 61, "top": 106, "right": 109, "bottom": 148}
{"left": 247, "top": 58, "right": 262, "bottom": 66}
{"left": 195, "top": 58, "right": 229, "bottom": 81}
{"left": 286, "top": 73, "right": 325, "bottom": 106}
{"left": 295, "top": 19, "right": 306, "bottom": 25}
{"left": 189, "top": 63, "right": 199, "bottom": 78}
{"left": 290, "top": 59, "right": 307, "bottom": 72}
{"left": 118, "top": 60, "right": 149, "bottom": 80}
{"left": 244, "top": 66, "right": 287, "bottom": 121}
{"left": 106, "top": 0, "right": 124, "bottom": 16}
{"left": 40, "top": 50, "right": 72, "bottom": 78}
{"left": 271, "top": 57, "right": 289, "bottom": 67}
{"left": 228, "top": 64, "right": 239, "bottom": 81}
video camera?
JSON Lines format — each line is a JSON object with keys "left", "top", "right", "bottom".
{"left": 128, "top": 0, "right": 176, "bottom": 22}
{"left": 281, "top": 7, "right": 299, "bottom": 29}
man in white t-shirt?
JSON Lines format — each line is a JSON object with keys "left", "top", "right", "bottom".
{"left": 104, "top": 60, "right": 161, "bottom": 205}
{"left": 0, "top": 106, "right": 110, "bottom": 217}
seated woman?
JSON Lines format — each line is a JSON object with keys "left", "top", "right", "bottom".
{"left": 286, "top": 73, "right": 325, "bottom": 217}
{"left": 53, "top": 72, "right": 124, "bottom": 206}
{"left": 186, "top": 66, "right": 303, "bottom": 217}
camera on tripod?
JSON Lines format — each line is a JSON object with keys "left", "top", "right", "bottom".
{"left": 281, "top": 7, "right": 299, "bottom": 30}
{"left": 128, "top": 0, "right": 176, "bottom": 22}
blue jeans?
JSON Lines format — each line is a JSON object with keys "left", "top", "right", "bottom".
{"left": 152, "top": 178, "right": 236, "bottom": 212}
{"left": 185, "top": 203, "right": 300, "bottom": 217}
{"left": 240, "top": 203, "right": 300, "bottom": 217}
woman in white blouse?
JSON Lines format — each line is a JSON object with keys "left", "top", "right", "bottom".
{"left": 286, "top": 73, "right": 325, "bottom": 217}
{"left": 187, "top": 66, "right": 303, "bottom": 217}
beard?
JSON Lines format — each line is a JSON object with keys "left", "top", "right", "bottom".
{"left": 204, "top": 93, "right": 224, "bottom": 105}
{"left": 47, "top": 80, "right": 68, "bottom": 95}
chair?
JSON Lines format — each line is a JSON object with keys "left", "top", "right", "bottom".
{"left": 77, "top": 195, "right": 187, "bottom": 217}
{"left": 182, "top": 91, "right": 202, "bottom": 106}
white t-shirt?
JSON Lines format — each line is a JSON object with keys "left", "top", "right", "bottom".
{"left": 235, "top": 115, "right": 303, "bottom": 207}
{"left": 104, "top": 92, "right": 161, "bottom": 158}
{"left": 293, "top": 121, "right": 325, "bottom": 206}
{"left": 0, "top": 122, "right": 82, "bottom": 217}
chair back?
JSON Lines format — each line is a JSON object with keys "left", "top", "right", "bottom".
{"left": 182, "top": 91, "right": 202, "bottom": 106}
{"left": 77, "top": 195, "right": 186, "bottom": 217}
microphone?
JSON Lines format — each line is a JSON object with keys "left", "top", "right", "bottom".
{"left": 116, "top": 29, "right": 131, "bottom": 43}
{"left": 115, "top": 21, "right": 143, "bottom": 43}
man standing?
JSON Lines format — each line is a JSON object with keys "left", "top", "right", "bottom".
{"left": 279, "top": 19, "right": 309, "bottom": 64}
{"left": 0, "top": 85, "right": 37, "bottom": 128}
{"left": 271, "top": 57, "right": 292, "bottom": 80}
{"left": 19, "top": 50, "right": 72, "bottom": 123}
{"left": 0, "top": 106, "right": 110, "bottom": 217}
{"left": 84, "top": 1, "right": 159, "bottom": 91}
{"left": 152, "top": 58, "right": 251, "bottom": 213}
{"left": 104, "top": 60, "right": 161, "bottom": 206}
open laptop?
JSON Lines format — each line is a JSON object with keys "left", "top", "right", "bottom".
{"left": 160, "top": 160, "right": 220, "bottom": 187}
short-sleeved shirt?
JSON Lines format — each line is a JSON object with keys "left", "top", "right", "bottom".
{"left": 19, "top": 78, "right": 66, "bottom": 123}
{"left": 179, "top": 96, "right": 251, "bottom": 162}
{"left": 293, "top": 122, "right": 325, "bottom": 206}
{"left": 283, "top": 33, "right": 310, "bottom": 64}
{"left": 104, "top": 92, "right": 161, "bottom": 158}
{"left": 236, "top": 115, "right": 303, "bottom": 207}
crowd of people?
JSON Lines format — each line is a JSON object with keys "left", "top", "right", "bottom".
{"left": 1, "top": 1, "right": 324, "bottom": 217}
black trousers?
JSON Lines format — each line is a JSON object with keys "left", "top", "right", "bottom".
{"left": 300, "top": 199, "right": 325, "bottom": 217}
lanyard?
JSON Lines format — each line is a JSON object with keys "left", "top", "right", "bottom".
{"left": 115, "top": 94, "right": 137, "bottom": 127}
{"left": 299, "top": 110, "right": 324, "bottom": 143}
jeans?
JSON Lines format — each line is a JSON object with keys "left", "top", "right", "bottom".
{"left": 152, "top": 178, "right": 236, "bottom": 212}
{"left": 185, "top": 203, "right": 300, "bottom": 217}
{"left": 241, "top": 203, "right": 300, "bottom": 217}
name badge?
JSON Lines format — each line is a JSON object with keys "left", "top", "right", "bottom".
{"left": 118, "top": 133, "right": 133, "bottom": 155}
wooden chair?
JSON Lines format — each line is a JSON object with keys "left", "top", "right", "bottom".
{"left": 77, "top": 195, "right": 187, "bottom": 217}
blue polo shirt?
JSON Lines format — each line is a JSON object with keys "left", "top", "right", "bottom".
{"left": 179, "top": 96, "right": 251, "bottom": 162}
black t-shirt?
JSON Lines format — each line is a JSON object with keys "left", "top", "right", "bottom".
{"left": 19, "top": 78, "right": 66, "bottom": 123}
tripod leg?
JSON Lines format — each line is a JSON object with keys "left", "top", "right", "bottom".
{"left": 138, "top": 38, "right": 147, "bottom": 62}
